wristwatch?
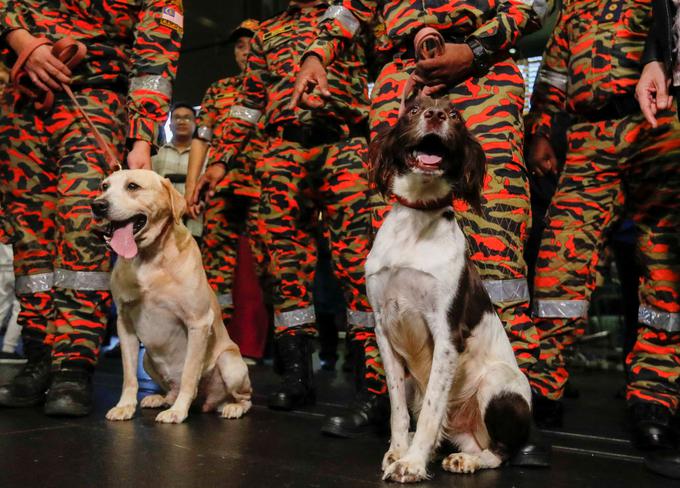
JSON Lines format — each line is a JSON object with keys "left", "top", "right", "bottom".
{"left": 465, "top": 36, "right": 491, "bottom": 75}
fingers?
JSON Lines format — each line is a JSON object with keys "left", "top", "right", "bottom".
{"left": 288, "top": 76, "right": 309, "bottom": 110}
{"left": 27, "top": 71, "right": 50, "bottom": 93}
{"left": 315, "top": 69, "right": 331, "bottom": 99}
{"left": 299, "top": 91, "right": 326, "bottom": 109}
{"left": 44, "top": 58, "right": 71, "bottom": 84}
{"left": 190, "top": 179, "right": 207, "bottom": 205}
{"left": 639, "top": 95, "right": 658, "bottom": 128}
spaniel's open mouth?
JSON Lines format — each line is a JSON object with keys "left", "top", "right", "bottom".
{"left": 104, "top": 214, "right": 147, "bottom": 259}
{"left": 408, "top": 134, "right": 449, "bottom": 173}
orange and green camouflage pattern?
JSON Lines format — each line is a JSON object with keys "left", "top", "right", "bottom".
{"left": 0, "top": 0, "right": 183, "bottom": 144}
{"left": 0, "top": 0, "right": 182, "bottom": 368}
{"left": 527, "top": 0, "right": 680, "bottom": 411}
{"left": 0, "top": 88, "right": 126, "bottom": 367}
{"left": 528, "top": 0, "right": 652, "bottom": 137}
{"left": 210, "top": 1, "right": 370, "bottom": 166}
{"left": 305, "top": 0, "right": 542, "bottom": 66}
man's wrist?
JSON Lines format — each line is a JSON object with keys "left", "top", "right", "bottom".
{"left": 465, "top": 36, "right": 491, "bottom": 75}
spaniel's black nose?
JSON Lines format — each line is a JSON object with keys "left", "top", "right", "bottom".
{"left": 91, "top": 200, "right": 109, "bottom": 218}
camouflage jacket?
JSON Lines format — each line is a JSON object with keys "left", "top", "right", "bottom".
{"left": 305, "top": 0, "right": 543, "bottom": 66}
{"left": 528, "top": 0, "right": 652, "bottom": 137}
{"left": 211, "top": 0, "right": 370, "bottom": 165}
{"left": 198, "top": 75, "right": 266, "bottom": 194}
{"left": 0, "top": 0, "right": 183, "bottom": 144}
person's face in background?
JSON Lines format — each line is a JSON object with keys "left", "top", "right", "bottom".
{"left": 170, "top": 106, "right": 196, "bottom": 141}
{"left": 234, "top": 36, "right": 252, "bottom": 73}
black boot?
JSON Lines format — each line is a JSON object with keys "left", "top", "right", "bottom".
{"left": 510, "top": 421, "right": 552, "bottom": 467}
{"left": 645, "top": 449, "right": 680, "bottom": 479}
{"left": 321, "top": 391, "right": 389, "bottom": 438}
{"left": 268, "top": 335, "right": 315, "bottom": 411}
{"left": 0, "top": 347, "right": 51, "bottom": 407}
{"left": 532, "top": 392, "right": 564, "bottom": 429}
{"left": 43, "top": 367, "right": 93, "bottom": 417}
{"left": 321, "top": 338, "right": 389, "bottom": 438}
{"left": 629, "top": 402, "right": 676, "bottom": 451}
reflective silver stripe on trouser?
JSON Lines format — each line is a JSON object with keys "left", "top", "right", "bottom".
{"left": 54, "top": 269, "right": 110, "bottom": 291}
{"left": 129, "top": 75, "right": 173, "bottom": 98}
{"left": 505, "top": 0, "right": 548, "bottom": 20}
{"left": 218, "top": 293, "right": 233, "bottom": 307}
{"left": 483, "top": 279, "right": 530, "bottom": 304}
{"left": 229, "top": 105, "right": 262, "bottom": 124}
{"left": 347, "top": 309, "right": 375, "bottom": 329}
{"left": 638, "top": 304, "right": 680, "bottom": 333}
{"left": 534, "top": 299, "right": 589, "bottom": 318}
{"left": 537, "top": 68, "right": 568, "bottom": 91}
{"left": 274, "top": 306, "right": 316, "bottom": 329}
{"left": 320, "top": 5, "right": 360, "bottom": 36}
{"left": 197, "top": 125, "right": 213, "bottom": 141}
{"left": 15, "top": 272, "right": 55, "bottom": 295}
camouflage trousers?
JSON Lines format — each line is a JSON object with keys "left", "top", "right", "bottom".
{"left": 201, "top": 186, "right": 265, "bottom": 326}
{"left": 259, "top": 133, "right": 384, "bottom": 394}
{"left": 369, "top": 58, "right": 538, "bottom": 378}
{"left": 531, "top": 106, "right": 680, "bottom": 411}
{"left": 0, "top": 89, "right": 125, "bottom": 369}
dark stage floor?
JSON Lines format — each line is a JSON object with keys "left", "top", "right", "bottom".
{"left": 0, "top": 356, "right": 672, "bottom": 488}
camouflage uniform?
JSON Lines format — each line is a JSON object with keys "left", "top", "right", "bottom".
{"left": 527, "top": 0, "right": 680, "bottom": 412}
{"left": 307, "top": 0, "right": 543, "bottom": 380}
{"left": 212, "top": 1, "right": 379, "bottom": 394}
{"left": 0, "top": 0, "right": 182, "bottom": 370}
{"left": 197, "top": 75, "right": 267, "bottom": 326}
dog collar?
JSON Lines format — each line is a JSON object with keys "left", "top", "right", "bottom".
{"left": 395, "top": 193, "right": 453, "bottom": 211}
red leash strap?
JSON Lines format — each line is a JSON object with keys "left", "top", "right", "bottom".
{"left": 398, "top": 27, "right": 446, "bottom": 117}
{"left": 11, "top": 36, "right": 123, "bottom": 173}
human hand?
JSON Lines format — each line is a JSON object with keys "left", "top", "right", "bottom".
{"left": 6, "top": 30, "right": 71, "bottom": 92}
{"left": 413, "top": 43, "right": 474, "bottom": 93}
{"left": 527, "top": 135, "right": 558, "bottom": 177}
{"left": 289, "top": 55, "right": 332, "bottom": 110}
{"left": 635, "top": 61, "right": 672, "bottom": 128}
{"left": 189, "top": 164, "right": 226, "bottom": 215}
{"left": 126, "top": 140, "right": 152, "bottom": 170}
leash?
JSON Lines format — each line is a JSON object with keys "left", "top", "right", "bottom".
{"left": 398, "top": 27, "right": 446, "bottom": 117}
{"left": 11, "top": 37, "right": 123, "bottom": 172}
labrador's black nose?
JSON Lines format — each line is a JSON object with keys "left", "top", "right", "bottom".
{"left": 91, "top": 199, "right": 109, "bottom": 218}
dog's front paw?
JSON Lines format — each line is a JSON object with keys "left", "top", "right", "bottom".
{"left": 382, "top": 456, "right": 429, "bottom": 483}
{"left": 106, "top": 403, "right": 136, "bottom": 421}
{"left": 442, "top": 453, "right": 480, "bottom": 474}
{"left": 219, "top": 401, "right": 251, "bottom": 419}
{"left": 155, "top": 408, "right": 188, "bottom": 424}
{"left": 140, "top": 394, "right": 166, "bottom": 409}
{"left": 382, "top": 448, "right": 406, "bottom": 472}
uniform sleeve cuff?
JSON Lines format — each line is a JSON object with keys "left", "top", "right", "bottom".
{"left": 303, "top": 46, "right": 333, "bottom": 67}
{"left": 127, "top": 117, "right": 158, "bottom": 146}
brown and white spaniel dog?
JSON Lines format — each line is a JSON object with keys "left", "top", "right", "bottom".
{"left": 365, "top": 93, "right": 531, "bottom": 483}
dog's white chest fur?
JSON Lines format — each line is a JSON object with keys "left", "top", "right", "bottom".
{"left": 366, "top": 204, "right": 465, "bottom": 296}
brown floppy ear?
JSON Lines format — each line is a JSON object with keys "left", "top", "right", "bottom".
{"left": 368, "top": 124, "right": 399, "bottom": 197}
{"left": 162, "top": 177, "right": 186, "bottom": 225}
{"left": 457, "top": 133, "right": 487, "bottom": 214}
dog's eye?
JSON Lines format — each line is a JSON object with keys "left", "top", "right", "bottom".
{"left": 127, "top": 182, "right": 141, "bottom": 191}
{"left": 410, "top": 105, "right": 420, "bottom": 115}
{"left": 449, "top": 111, "right": 460, "bottom": 120}
{"left": 101, "top": 183, "right": 109, "bottom": 191}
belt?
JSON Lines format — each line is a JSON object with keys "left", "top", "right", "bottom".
{"left": 164, "top": 173, "right": 186, "bottom": 184}
{"left": 270, "top": 122, "right": 368, "bottom": 147}
{"left": 577, "top": 95, "right": 640, "bottom": 123}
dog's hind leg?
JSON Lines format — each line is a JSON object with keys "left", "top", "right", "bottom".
{"left": 375, "top": 320, "right": 411, "bottom": 473}
{"left": 442, "top": 433, "right": 502, "bottom": 474}
{"left": 215, "top": 346, "right": 252, "bottom": 419}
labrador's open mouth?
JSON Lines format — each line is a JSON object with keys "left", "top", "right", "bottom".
{"left": 104, "top": 214, "right": 147, "bottom": 259}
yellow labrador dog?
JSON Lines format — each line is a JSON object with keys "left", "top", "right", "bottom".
{"left": 93, "top": 169, "right": 252, "bottom": 424}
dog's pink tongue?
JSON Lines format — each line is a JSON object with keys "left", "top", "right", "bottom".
{"left": 110, "top": 222, "right": 138, "bottom": 259}
{"left": 417, "top": 154, "right": 442, "bottom": 166}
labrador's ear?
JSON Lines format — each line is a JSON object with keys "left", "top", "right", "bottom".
{"left": 162, "top": 177, "right": 186, "bottom": 225}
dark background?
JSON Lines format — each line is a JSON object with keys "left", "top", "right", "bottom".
{"left": 174, "top": 0, "right": 556, "bottom": 105}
